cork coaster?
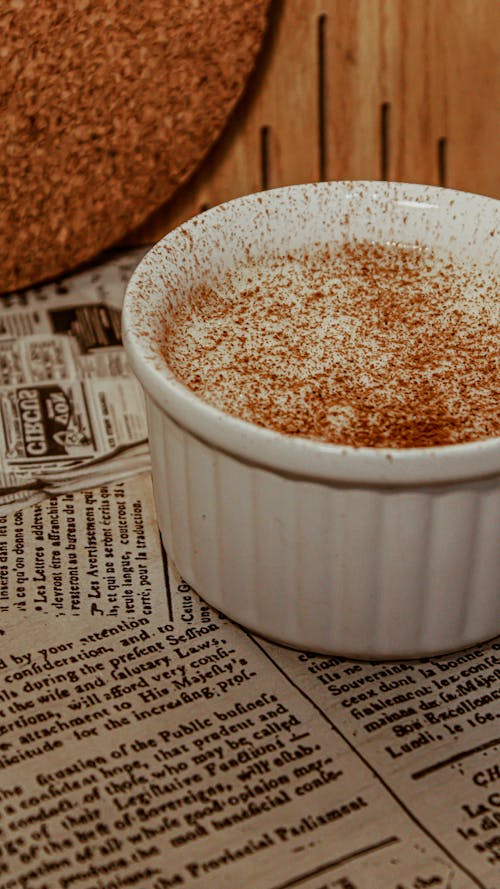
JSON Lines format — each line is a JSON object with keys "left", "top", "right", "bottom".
{"left": 1, "top": 0, "right": 270, "bottom": 293}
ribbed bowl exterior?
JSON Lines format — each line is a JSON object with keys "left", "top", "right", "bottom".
{"left": 147, "top": 398, "right": 500, "bottom": 658}
{"left": 124, "top": 183, "right": 500, "bottom": 659}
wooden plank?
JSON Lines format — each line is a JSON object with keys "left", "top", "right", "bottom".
{"left": 382, "top": 0, "right": 441, "bottom": 185}
{"left": 255, "top": 0, "right": 321, "bottom": 187}
{"left": 442, "top": 0, "right": 500, "bottom": 197}
{"left": 325, "top": 0, "right": 383, "bottom": 181}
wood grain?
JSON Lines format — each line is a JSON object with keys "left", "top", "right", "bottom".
{"left": 132, "top": 0, "right": 499, "bottom": 246}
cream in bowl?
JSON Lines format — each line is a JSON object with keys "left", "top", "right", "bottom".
{"left": 122, "top": 182, "right": 500, "bottom": 658}
{"left": 162, "top": 240, "right": 499, "bottom": 448}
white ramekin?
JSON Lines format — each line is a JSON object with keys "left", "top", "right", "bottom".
{"left": 123, "top": 182, "right": 499, "bottom": 658}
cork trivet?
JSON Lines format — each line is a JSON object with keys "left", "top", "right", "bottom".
{"left": 1, "top": 0, "right": 270, "bottom": 293}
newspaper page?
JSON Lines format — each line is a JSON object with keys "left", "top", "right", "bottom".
{"left": 0, "top": 250, "right": 149, "bottom": 516}
{"left": 0, "top": 474, "right": 498, "bottom": 889}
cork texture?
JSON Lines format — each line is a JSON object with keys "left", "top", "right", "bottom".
{"left": 0, "top": 0, "right": 270, "bottom": 292}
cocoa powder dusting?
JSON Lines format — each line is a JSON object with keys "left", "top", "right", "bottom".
{"left": 161, "top": 242, "right": 500, "bottom": 448}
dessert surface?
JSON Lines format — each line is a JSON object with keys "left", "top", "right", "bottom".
{"left": 162, "top": 242, "right": 499, "bottom": 448}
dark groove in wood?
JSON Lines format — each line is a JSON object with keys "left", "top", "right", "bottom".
{"left": 318, "top": 13, "right": 328, "bottom": 180}
{"left": 381, "top": 102, "right": 391, "bottom": 180}
{"left": 260, "top": 124, "right": 271, "bottom": 190}
{"left": 438, "top": 137, "right": 448, "bottom": 187}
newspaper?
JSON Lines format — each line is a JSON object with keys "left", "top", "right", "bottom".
{"left": 0, "top": 249, "right": 149, "bottom": 516}
{"left": 0, "top": 248, "right": 498, "bottom": 887}
{"left": 0, "top": 474, "right": 498, "bottom": 889}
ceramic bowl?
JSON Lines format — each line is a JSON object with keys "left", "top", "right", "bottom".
{"left": 122, "top": 182, "right": 499, "bottom": 658}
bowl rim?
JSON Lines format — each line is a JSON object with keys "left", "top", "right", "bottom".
{"left": 122, "top": 180, "right": 500, "bottom": 486}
